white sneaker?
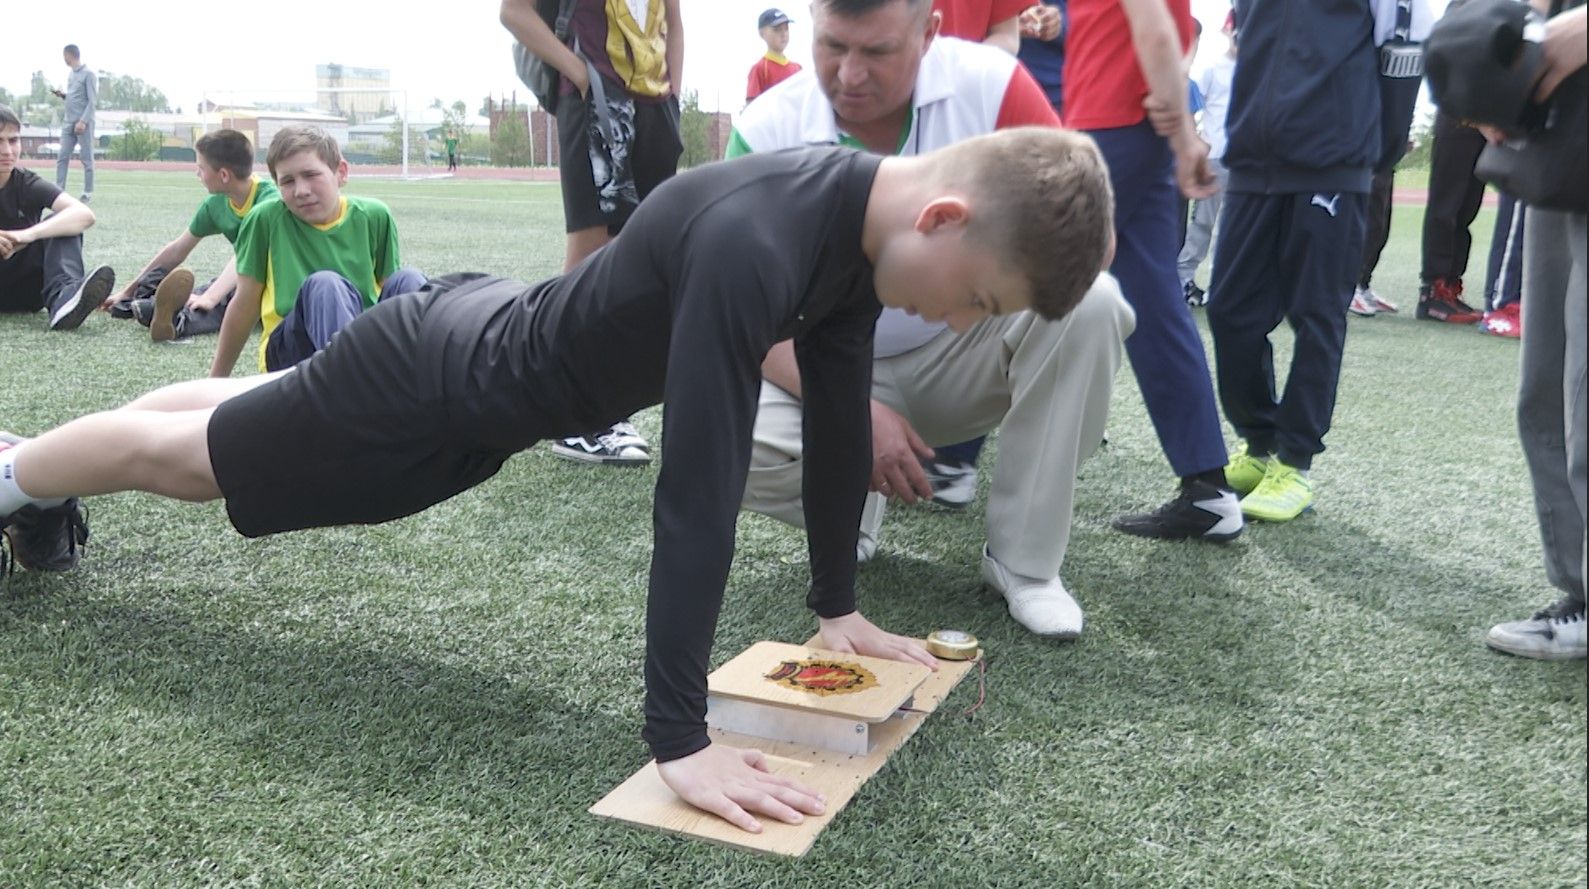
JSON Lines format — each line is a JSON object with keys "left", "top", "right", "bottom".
{"left": 856, "top": 493, "right": 886, "bottom": 563}
{"left": 1485, "top": 597, "right": 1587, "bottom": 660}
{"left": 1366, "top": 287, "right": 1398, "bottom": 313}
{"left": 921, "top": 457, "right": 978, "bottom": 509}
{"left": 550, "top": 420, "right": 651, "bottom": 465}
{"left": 1348, "top": 286, "right": 1379, "bottom": 317}
{"left": 981, "top": 547, "right": 1083, "bottom": 638}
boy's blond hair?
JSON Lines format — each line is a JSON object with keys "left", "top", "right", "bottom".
{"left": 265, "top": 125, "right": 343, "bottom": 181}
{"left": 931, "top": 127, "right": 1115, "bottom": 323}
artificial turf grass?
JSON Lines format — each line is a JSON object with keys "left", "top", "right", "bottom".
{"left": 1, "top": 170, "right": 1583, "bottom": 887}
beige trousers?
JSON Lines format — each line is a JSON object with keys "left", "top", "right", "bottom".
{"left": 742, "top": 274, "right": 1135, "bottom": 580}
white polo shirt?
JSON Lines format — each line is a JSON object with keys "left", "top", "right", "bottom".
{"left": 727, "top": 36, "right": 1059, "bottom": 357}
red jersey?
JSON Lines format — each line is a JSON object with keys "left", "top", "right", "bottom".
{"left": 746, "top": 53, "right": 802, "bottom": 102}
{"left": 932, "top": 0, "right": 1031, "bottom": 41}
{"left": 1062, "top": 0, "right": 1194, "bottom": 130}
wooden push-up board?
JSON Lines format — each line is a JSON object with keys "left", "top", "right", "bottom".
{"left": 589, "top": 635, "right": 979, "bottom": 857}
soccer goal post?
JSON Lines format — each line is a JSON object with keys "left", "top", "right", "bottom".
{"left": 198, "top": 86, "right": 448, "bottom": 180}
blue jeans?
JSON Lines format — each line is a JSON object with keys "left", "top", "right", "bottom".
{"left": 265, "top": 267, "right": 427, "bottom": 371}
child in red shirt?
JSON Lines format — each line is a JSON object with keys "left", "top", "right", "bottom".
{"left": 746, "top": 9, "right": 802, "bottom": 103}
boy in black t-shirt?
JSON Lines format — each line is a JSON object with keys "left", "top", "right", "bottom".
{"left": 0, "top": 128, "right": 1114, "bottom": 833}
{"left": 0, "top": 105, "right": 114, "bottom": 330}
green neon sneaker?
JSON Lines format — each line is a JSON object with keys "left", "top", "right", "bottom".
{"left": 1240, "top": 460, "right": 1313, "bottom": 522}
{"left": 1224, "top": 445, "right": 1271, "bottom": 496}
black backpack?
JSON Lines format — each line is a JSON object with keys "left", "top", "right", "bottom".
{"left": 1426, "top": 0, "right": 1586, "bottom": 212}
{"left": 512, "top": 0, "right": 577, "bottom": 115}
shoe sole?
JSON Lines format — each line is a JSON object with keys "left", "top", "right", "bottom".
{"left": 927, "top": 495, "right": 973, "bottom": 510}
{"left": 1240, "top": 503, "right": 1313, "bottom": 522}
{"left": 149, "top": 269, "right": 194, "bottom": 342}
{"left": 1109, "top": 520, "right": 1243, "bottom": 543}
{"left": 1415, "top": 309, "right": 1482, "bottom": 324}
{"left": 49, "top": 266, "right": 116, "bottom": 331}
{"left": 1484, "top": 637, "right": 1589, "bottom": 661}
{"left": 549, "top": 444, "right": 651, "bottom": 465}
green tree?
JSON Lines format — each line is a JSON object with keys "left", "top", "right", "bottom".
{"left": 0, "top": 86, "right": 16, "bottom": 109}
{"left": 460, "top": 132, "right": 490, "bottom": 164}
{"left": 96, "top": 72, "right": 171, "bottom": 112}
{"left": 24, "top": 71, "right": 64, "bottom": 128}
{"left": 380, "top": 116, "right": 408, "bottom": 164}
{"left": 491, "top": 105, "right": 531, "bottom": 167}
{"left": 29, "top": 71, "right": 62, "bottom": 108}
{"left": 677, "top": 90, "right": 713, "bottom": 168}
{"left": 109, "top": 117, "right": 163, "bottom": 160}
{"left": 443, "top": 100, "right": 470, "bottom": 135}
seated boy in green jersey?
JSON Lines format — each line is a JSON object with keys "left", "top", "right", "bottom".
{"left": 210, "top": 125, "right": 425, "bottom": 376}
{"left": 107, "top": 128, "right": 278, "bottom": 342}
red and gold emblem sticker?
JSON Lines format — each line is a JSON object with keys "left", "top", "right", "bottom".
{"left": 764, "top": 659, "right": 878, "bottom": 696}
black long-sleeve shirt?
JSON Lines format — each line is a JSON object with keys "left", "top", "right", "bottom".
{"left": 425, "top": 147, "right": 884, "bottom": 761}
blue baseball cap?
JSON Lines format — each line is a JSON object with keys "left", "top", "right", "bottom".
{"left": 759, "top": 8, "right": 792, "bottom": 29}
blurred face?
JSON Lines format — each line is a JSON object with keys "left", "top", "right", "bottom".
{"left": 811, "top": 0, "right": 936, "bottom": 128}
{"left": 273, "top": 149, "right": 347, "bottom": 225}
{"left": 872, "top": 199, "right": 1032, "bottom": 333}
{"left": 195, "top": 156, "right": 227, "bottom": 194}
{"left": 0, "top": 124, "right": 19, "bottom": 175}
{"left": 64, "top": 51, "right": 78, "bottom": 68}
{"left": 762, "top": 22, "right": 791, "bottom": 53}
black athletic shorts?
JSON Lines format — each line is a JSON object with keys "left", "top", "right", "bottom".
{"left": 207, "top": 276, "right": 534, "bottom": 538}
{"left": 556, "top": 79, "right": 682, "bottom": 233}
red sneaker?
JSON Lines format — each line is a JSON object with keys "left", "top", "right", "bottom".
{"left": 1480, "top": 302, "right": 1522, "bottom": 338}
{"left": 1416, "top": 278, "right": 1484, "bottom": 324}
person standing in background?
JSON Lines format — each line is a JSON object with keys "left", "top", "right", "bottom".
{"left": 1177, "top": 11, "right": 1236, "bottom": 307}
{"left": 51, "top": 45, "right": 96, "bottom": 203}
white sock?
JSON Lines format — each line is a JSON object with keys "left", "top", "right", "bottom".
{"left": 0, "top": 446, "right": 67, "bottom": 514}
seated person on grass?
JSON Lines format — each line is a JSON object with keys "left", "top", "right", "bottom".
{"left": 0, "top": 104, "right": 114, "bottom": 332}
{"left": 211, "top": 124, "right": 425, "bottom": 377}
{"left": 0, "top": 127, "right": 1113, "bottom": 834}
{"left": 105, "top": 128, "right": 278, "bottom": 343}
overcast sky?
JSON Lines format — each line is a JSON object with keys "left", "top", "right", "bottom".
{"left": 6, "top": 0, "right": 1440, "bottom": 120}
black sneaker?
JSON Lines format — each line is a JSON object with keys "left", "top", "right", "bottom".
{"left": 49, "top": 265, "right": 116, "bottom": 331}
{"left": 550, "top": 421, "right": 651, "bottom": 465}
{"left": 921, "top": 456, "right": 978, "bottom": 509}
{"left": 2, "top": 499, "right": 90, "bottom": 572}
{"left": 1184, "top": 280, "right": 1207, "bottom": 307}
{"left": 1111, "top": 480, "right": 1244, "bottom": 542}
{"left": 107, "top": 298, "right": 137, "bottom": 320}
{"left": 129, "top": 298, "right": 155, "bottom": 327}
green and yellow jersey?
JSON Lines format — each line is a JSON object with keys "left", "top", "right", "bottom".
{"left": 233, "top": 195, "right": 401, "bottom": 371}
{"left": 188, "top": 176, "right": 279, "bottom": 245}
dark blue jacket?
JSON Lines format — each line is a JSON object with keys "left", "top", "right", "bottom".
{"left": 1224, "top": 0, "right": 1382, "bottom": 194}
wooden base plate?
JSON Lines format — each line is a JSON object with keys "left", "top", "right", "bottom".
{"left": 588, "top": 636, "right": 979, "bottom": 857}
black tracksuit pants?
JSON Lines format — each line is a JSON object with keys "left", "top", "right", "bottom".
{"left": 1420, "top": 110, "right": 1488, "bottom": 284}
{"left": 1209, "top": 189, "right": 1368, "bottom": 470}
{"left": 0, "top": 234, "right": 86, "bottom": 315}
